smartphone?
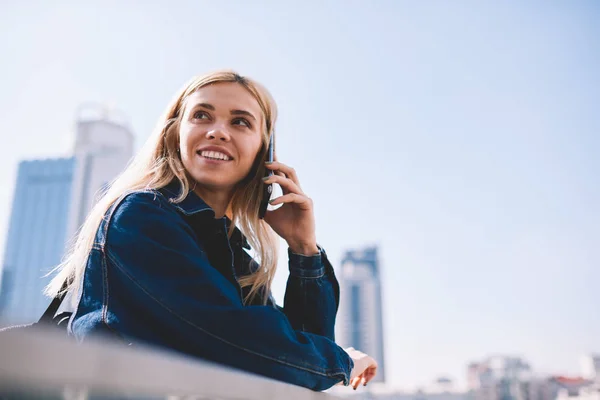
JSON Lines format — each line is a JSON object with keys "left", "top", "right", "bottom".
{"left": 259, "top": 132, "right": 275, "bottom": 219}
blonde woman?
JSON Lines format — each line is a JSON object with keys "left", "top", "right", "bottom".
{"left": 46, "top": 70, "right": 377, "bottom": 391}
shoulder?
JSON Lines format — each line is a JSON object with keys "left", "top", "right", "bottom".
{"left": 111, "top": 189, "right": 171, "bottom": 219}
{"left": 104, "top": 189, "right": 190, "bottom": 243}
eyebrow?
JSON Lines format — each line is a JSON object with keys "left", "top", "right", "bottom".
{"left": 230, "top": 109, "right": 257, "bottom": 121}
{"left": 192, "top": 103, "right": 257, "bottom": 121}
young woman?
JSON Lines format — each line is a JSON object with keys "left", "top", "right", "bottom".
{"left": 46, "top": 70, "right": 378, "bottom": 391}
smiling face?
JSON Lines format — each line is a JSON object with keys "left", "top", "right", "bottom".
{"left": 178, "top": 82, "right": 265, "bottom": 194}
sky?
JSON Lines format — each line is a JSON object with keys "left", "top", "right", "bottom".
{"left": 0, "top": 0, "right": 599, "bottom": 391}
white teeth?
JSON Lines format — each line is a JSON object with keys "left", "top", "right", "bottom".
{"left": 199, "top": 150, "right": 231, "bottom": 161}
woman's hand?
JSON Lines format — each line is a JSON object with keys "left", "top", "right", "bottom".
{"left": 262, "top": 161, "right": 318, "bottom": 255}
{"left": 344, "top": 347, "right": 378, "bottom": 389}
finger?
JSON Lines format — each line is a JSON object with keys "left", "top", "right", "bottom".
{"left": 351, "top": 375, "right": 362, "bottom": 390}
{"left": 348, "top": 377, "right": 355, "bottom": 388}
{"left": 356, "top": 374, "right": 365, "bottom": 390}
{"left": 364, "top": 366, "right": 378, "bottom": 384}
{"left": 263, "top": 175, "right": 303, "bottom": 196}
{"left": 265, "top": 161, "right": 301, "bottom": 187}
{"left": 265, "top": 154, "right": 285, "bottom": 179}
{"left": 268, "top": 193, "right": 312, "bottom": 210}
{"left": 363, "top": 370, "right": 373, "bottom": 385}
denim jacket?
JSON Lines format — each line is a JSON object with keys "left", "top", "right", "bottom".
{"left": 70, "top": 180, "right": 353, "bottom": 391}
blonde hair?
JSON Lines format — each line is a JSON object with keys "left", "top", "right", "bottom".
{"left": 45, "top": 70, "right": 279, "bottom": 305}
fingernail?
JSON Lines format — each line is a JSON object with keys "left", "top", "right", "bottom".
{"left": 269, "top": 199, "right": 275, "bottom": 204}
{"left": 265, "top": 161, "right": 273, "bottom": 165}
{"left": 353, "top": 387, "right": 357, "bottom": 391}
{"left": 262, "top": 176, "right": 269, "bottom": 181}
{"left": 364, "top": 383, "right": 367, "bottom": 387}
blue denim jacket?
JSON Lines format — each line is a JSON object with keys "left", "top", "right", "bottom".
{"left": 70, "top": 180, "right": 353, "bottom": 391}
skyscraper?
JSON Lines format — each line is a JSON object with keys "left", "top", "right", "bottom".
{"left": 65, "top": 105, "right": 134, "bottom": 241}
{"left": 335, "top": 246, "right": 386, "bottom": 383}
{"left": 0, "top": 105, "right": 133, "bottom": 326}
{"left": 0, "top": 158, "right": 75, "bottom": 325}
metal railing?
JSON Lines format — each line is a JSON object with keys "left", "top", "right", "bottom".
{"left": 0, "top": 326, "right": 341, "bottom": 400}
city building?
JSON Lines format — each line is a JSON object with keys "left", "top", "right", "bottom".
{"left": 555, "top": 379, "right": 599, "bottom": 400}
{"left": 335, "top": 246, "right": 386, "bottom": 383}
{"left": 467, "top": 356, "right": 532, "bottom": 400}
{"left": 581, "top": 355, "right": 600, "bottom": 383}
{"left": 359, "top": 390, "right": 467, "bottom": 400}
{"left": 0, "top": 158, "right": 75, "bottom": 325}
{"left": 429, "top": 377, "right": 458, "bottom": 394}
{"left": 330, "top": 377, "right": 467, "bottom": 400}
{"left": 0, "top": 105, "right": 133, "bottom": 326}
{"left": 64, "top": 104, "right": 134, "bottom": 241}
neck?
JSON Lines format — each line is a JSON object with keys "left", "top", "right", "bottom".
{"left": 192, "top": 185, "right": 233, "bottom": 219}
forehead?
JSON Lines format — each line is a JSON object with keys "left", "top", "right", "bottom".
{"left": 185, "top": 82, "right": 262, "bottom": 115}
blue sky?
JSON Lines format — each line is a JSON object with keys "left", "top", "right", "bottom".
{"left": 0, "top": 0, "right": 598, "bottom": 390}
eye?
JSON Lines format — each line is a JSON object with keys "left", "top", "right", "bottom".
{"left": 232, "top": 118, "right": 251, "bottom": 128}
{"left": 192, "top": 110, "right": 210, "bottom": 120}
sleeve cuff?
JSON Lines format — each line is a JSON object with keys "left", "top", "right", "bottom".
{"left": 343, "top": 351, "right": 355, "bottom": 386}
{"left": 288, "top": 246, "right": 326, "bottom": 278}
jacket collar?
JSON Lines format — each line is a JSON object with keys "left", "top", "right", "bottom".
{"left": 159, "top": 179, "right": 251, "bottom": 250}
{"left": 160, "top": 179, "right": 214, "bottom": 216}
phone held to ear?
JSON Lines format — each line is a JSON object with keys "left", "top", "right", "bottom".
{"left": 259, "top": 132, "right": 275, "bottom": 219}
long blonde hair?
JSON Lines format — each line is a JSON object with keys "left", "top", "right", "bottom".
{"left": 45, "top": 70, "right": 279, "bottom": 305}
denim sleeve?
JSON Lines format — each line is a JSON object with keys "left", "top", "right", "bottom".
{"left": 97, "top": 192, "right": 352, "bottom": 391}
{"left": 282, "top": 247, "right": 340, "bottom": 342}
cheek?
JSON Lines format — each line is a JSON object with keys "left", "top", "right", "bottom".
{"left": 177, "top": 129, "right": 194, "bottom": 164}
{"left": 242, "top": 137, "right": 264, "bottom": 165}
{"left": 178, "top": 126, "right": 190, "bottom": 149}
{"left": 178, "top": 125, "right": 201, "bottom": 156}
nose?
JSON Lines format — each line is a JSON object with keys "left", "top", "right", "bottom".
{"left": 206, "top": 125, "right": 231, "bottom": 142}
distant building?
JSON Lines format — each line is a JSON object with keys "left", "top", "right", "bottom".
{"left": 554, "top": 378, "right": 598, "bottom": 400}
{"left": 581, "top": 355, "right": 600, "bottom": 383}
{"left": 335, "top": 246, "right": 386, "bottom": 383}
{"left": 551, "top": 376, "right": 593, "bottom": 397}
{"left": 467, "top": 356, "right": 532, "bottom": 400}
{"left": 430, "top": 377, "right": 458, "bottom": 394}
{"left": 0, "top": 158, "right": 75, "bottom": 325}
{"left": 467, "top": 354, "right": 600, "bottom": 400}
{"left": 0, "top": 105, "right": 133, "bottom": 326}
{"left": 370, "top": 391, "right": 467, "bottom": 400}
{"left": 339, "top": 380, "right": 467, "bottom": 400}
{"left": 65, "top": 106, "right": 134, "bottom": 241}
